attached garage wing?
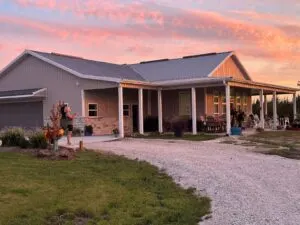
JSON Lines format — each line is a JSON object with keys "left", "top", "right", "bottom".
{"left": 0, "top": 88, "right": 46, "bottom": 129}
{"left": 0, "top": 102, "right": 43, "bottom": 129}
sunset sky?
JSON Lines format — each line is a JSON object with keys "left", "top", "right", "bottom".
{"left": 0, "top": 0, "right": 299, "bottom": 88}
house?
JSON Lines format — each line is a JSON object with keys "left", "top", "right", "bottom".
{"left": 0, "top": 50, "right": 298, "bottom": 137}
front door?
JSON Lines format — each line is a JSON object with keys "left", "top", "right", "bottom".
{"left": 132, "top": 105, "right": 139, "bottom": 132}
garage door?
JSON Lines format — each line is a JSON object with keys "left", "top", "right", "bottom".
{"left": 0, "top": 101, "right": 43, "bottom": 129}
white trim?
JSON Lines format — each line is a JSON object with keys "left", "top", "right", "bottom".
{"left": 87, "top": 103, "right": 98, "bottom": 117}
{"left": 154, "top": 77, "right": 231, "bottom": 86}
{"left": 0, "top": 50, "right": 122, "bottom": 83}
{"left": 0, "top": 88, "right": 47, "bottom": 100}
{"left": 32, "top": 88, "right": 47, "bottom": 95}
{"left": 0, "top": 94, "right": 34, "bottom": 100}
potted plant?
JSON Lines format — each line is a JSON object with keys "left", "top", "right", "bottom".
{"left": 230, "top": 110, "right": 243, "bottom": 136}
{"left": 172, "top": 119, "right": 185, "bottom": 138}
{"left": 84, "top": 125, "right": 93, "bottom": 136}
{"left": 112, "top": 128, "right": 119, "bottom": 137}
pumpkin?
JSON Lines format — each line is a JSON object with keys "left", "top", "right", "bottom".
{"left": 58, "top": 129, "right": 64, "bottom": 136}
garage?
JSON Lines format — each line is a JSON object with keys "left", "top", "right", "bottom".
{"left": 0, "top": 88, "right": 46, "bottom": 129}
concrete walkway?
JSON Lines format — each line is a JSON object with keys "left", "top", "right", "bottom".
{"left": 58, "top": 135, "right": 119, "bottom": 148}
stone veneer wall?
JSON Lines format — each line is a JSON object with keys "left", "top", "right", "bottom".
{"left": 44, "top": 116, "right": 132, "bottom": 136}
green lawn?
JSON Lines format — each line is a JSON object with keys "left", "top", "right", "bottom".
{"left": 242, "top": 131, "right": 300, "bottom": 160}
{"left": 0, "top": 151, "right": 210, "bottom": 225}
{"left": 135, "top": 133, "right": 220, "bottom": 141}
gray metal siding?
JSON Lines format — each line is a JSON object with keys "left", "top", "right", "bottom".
{"left": 0, "top": 101, "right": 43, "bottom": 129}
{"left": 0, "top": 56, "right": 118, "bottom": 120}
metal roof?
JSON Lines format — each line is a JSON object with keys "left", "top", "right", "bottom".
{"left": 129, "top": 52, "right": 232, "bottom": 82}
{"left": 0, "top": 88, "right": 47, "bottom": 100}
{"left": 32, "top": 51, "right": 145, "bottom": 81}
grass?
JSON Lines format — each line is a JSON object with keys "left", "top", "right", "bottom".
{"left": 241, "top": 131, "right": 300, "bottom": 160}
{"left": 135, "top": 133, "right": 220, "bottom": 141}
{"left": 0, "top": 151, "right": 211, "bottom": 225}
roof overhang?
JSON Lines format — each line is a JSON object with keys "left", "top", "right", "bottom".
{"left": 0, "top": 88, "right": 47, "bottom": 100}
{"left": 0, "top": 50, "right": 122, "bottom": 83}
{"left": 228, "top": 79, "right": 300, "bottom": 94}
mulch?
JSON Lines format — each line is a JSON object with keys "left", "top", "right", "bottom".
{"left": 0, "top": 146, "right": 78, "bottom": 160}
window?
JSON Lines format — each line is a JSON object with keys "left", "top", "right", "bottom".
{"left": 213, "top": 94, "right": 219, "bottom": 114}
{"left": 123, "top": 105, "right": 130, "bottom": 116}
{"left": 179, "top": 92, "right": 191, "bottom": 116}
{"left": 221, "top": 95, "right": 226, "bottom": 114}
{"left": 88, "top": 103, "right": 98, "bottom": 117}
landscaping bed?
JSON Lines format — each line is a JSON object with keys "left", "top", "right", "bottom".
{"left": 134, "top": 133, "right": 220, "bottom": 141}
{"left": 0, "top": 150, "right": 210, "bottom": 225}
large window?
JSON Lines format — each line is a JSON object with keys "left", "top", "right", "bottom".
{"left": 213, "top": 94, "right": 219, "bottom": 115}
{"left": 88, "top": 103, "right": 98, "bottom": 117}
{"left": 179, "top": 92, "right": 191, "bottom": 116}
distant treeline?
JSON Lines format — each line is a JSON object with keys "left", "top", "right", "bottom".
{"left": 252, "top": 95, "right": 300, "bottom": 120}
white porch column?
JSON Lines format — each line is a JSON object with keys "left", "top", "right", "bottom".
{"left": 191, "top": 87, "right": 197, "bottom": 135}
{"left": 259, "top": 90, "right": 265, "bottom": 128}
{"left": 293, "top": 93, "right": 297, "bottom": 120}
{"left": 138, "top": 88, "right": 144, "bottom": 135}
{"left": 118, "top": 86, "right": 124, "bottom": 138}
{"left": 81, "top": 90, "right": 85, "bottom": 117}
{"left": 158, "top": 89, "right": 163, "bottom": 133}
{"left": 273, "top": 91, "right": 277, "bottom": 129}
{"left": 264, "top": 95, "right": 268, "bottom": 116}
{"left": 225, "top": 84, "right": 231, "bottom": 135}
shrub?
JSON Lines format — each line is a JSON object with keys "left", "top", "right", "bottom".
{"left": 172, "top": 120, "right": 185, "bottom": 137}
{"left": 144, "top": 116, "right": 158, "bottom": 132}
{"left": 19, "top": 137, "right": 31, "bottom": 149}
{"left": 29, "top": 131, "right": 48, "bottom": 149}
{"left": 0, "top": 127, "right": 25, "bottom": 147}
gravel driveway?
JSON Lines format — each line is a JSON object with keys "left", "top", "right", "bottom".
{"left": 85, "top": 138, "right": 300, "bottom": 225}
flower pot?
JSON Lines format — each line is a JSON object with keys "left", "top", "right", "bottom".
{"left": 231, "top": 127, "right": 242, "bottom": 136}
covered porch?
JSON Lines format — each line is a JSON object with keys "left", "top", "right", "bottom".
{"left": 81, "top": 78, "right": 299, "bottom": 137}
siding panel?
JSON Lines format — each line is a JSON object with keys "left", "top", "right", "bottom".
{"left": 212, "top": 57, "right": 247, "bottom": 80}
{"left": 0, "top": 56, "right": 117, "bottom": 121}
